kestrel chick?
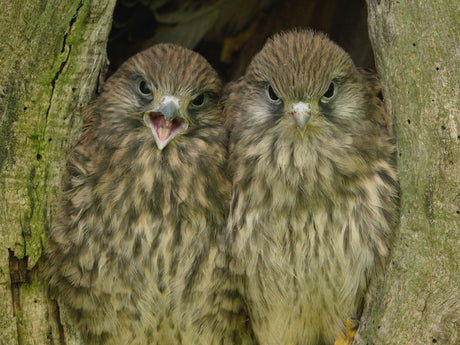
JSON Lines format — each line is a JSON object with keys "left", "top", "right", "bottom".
{"left": 46, "top": 44, "right": 231, "bottom": 344}
{"left": 226, "top": 30, "right": 399, "bottom": 345}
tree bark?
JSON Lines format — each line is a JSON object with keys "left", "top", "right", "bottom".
{"left": 356, "top": 1, "right": 459, "bottom": 344}
{"left": 0, "top": 1, "right": 116, "bottom": 344}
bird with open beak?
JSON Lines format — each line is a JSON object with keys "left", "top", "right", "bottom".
{"left": 144, "top": 94, "right": 189, "bottom": 150}
{"left": 45, "top": 43, "right": 249, "bottom": 344}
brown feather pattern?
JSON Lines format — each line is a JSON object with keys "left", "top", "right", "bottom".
{"left": 45, "top": 44, "right": 239, "bottom": 344}
{"left": 225, "top": 30, "right": 399, "bottom": 345}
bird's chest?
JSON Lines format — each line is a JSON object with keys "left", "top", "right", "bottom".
{"left": 87, "top": 203, "right": 218, "bottom": 336}
{"left": 232, "top": 174, "right": 371, "bottom": 340}
{"left": 71, "top": 147, "right": 228, "bottom": 338}
{"left": 86, "top": 164, "right": 220, "bottom": 298}
{"left": 237, "top": 197, "right": 351, "bottom": 291}
{"left": 96, "top": 201, "right": 213, "bottom": 282}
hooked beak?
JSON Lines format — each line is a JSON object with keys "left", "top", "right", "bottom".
{"left": 287, "top": 101, "right": 318, "bottom": 129}
{"left": 143, "top": 96, "right": 189, "bottom": 150}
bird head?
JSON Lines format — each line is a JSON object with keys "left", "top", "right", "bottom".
{"left": 242, "top": 30, "right": 367, "bottom": 137}
{"left": 99, "top": 43, "right": 222, "bottom": 150}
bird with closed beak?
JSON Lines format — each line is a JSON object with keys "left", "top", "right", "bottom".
{"left": 45, "top": 43, "right": 237, "bottom": 344}
{"left": 225, "top": 30, "right": 399, "bottom": 345}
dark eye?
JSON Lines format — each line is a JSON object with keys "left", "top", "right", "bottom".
{"left": 138, "top": 80, "right": 151, "bottom": 96}
{"left": 321, "top": 82, "right": 335, "bottom": 102}
{"left": 191, "top": 94, "right": 205, "bottom": 107}
{"left": 266, "top": 84, "right": 281, "bottom": 104}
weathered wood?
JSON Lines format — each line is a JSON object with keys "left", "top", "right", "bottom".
{"left": 356, "top": 1, "right": 459, "bottom": 344}
{"left": 0, "top": 1, "right": 116, "bottom": 343}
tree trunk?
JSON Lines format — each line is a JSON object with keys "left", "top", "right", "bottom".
{"left": 356, "top": 1, "right": 459, "bottom": 344}
{"left": 0, "top": 1, "right": 116, "bottom": 344}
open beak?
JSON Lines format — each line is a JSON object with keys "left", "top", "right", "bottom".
{"left": 287, "top": 101, "right": 318, "bottom": 129}
{"left": 143, "top": 96, "right": 189, "bottom": 150}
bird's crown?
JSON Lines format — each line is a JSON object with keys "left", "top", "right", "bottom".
{"left": 246, "top": 30, "right": 357, "bottom": 101}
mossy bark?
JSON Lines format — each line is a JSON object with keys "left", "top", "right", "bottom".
{"left": 356, "top": 1, "right": 459, "bottom": 344}
{"left": 0, "top": 1, "right": 116, "bottom": 344}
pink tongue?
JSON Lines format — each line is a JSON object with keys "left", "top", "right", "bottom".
{"left": 154, "top": 116, "right": 173, "bottom": 141}
{"left": 157, "top": 126, "right": 172, "bottom": 141}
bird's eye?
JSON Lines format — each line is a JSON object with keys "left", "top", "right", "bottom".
{"left": 266, "top": 84, "right": 281, "bottom": 104}
{"left": 321, "top": 82, "right": 336, "bottom": 103}
{"left": 190, "top": 94, "right": 206, "bottom": 107}
{"left": 138, "top": 80, "right": 151, "bottom": 96}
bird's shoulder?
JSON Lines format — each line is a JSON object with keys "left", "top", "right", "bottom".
{"left": 222, "top": 77, "right": 245, "bottom": 131}
{"left": 65, "top": 101, "right": 105, "bottom": 178}
{"left": 357, "top": 67, "right": 392, "bottom": 136}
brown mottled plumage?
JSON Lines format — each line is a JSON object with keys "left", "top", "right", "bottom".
{"left": 45, "top": 44, "right": 235, "bottom": 344}
{"left": 225, "top": 30, "right": 399, "bottom": 345}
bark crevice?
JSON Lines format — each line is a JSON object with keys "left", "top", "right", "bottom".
{"left": 61, "top": 0, "right": 84, "bottom": 53}
{"left": 8, "top": 249, "right": 31, "bottom": 345}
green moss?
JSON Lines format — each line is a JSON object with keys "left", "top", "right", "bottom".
{"left": 0, "top": 80, "right": 20, "bottom": 173}
{"left": 0, "top": 1, "right": 116, "bottom": 344}
{"left": 13, "top": 1, "right": 92, "bottom": 265}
